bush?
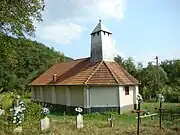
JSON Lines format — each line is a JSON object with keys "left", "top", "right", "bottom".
{"left": 24, "top": 101, "right": 42, "bottom": 121}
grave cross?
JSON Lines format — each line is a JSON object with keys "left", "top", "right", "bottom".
{"left": 107, "top": 114, "right": 115, "bottom": 127}
{"left": 132, "top": 94, "right": 143, "bottom": 135}
{"left": 157, "top": 94, "right": 165, "bottom": 130}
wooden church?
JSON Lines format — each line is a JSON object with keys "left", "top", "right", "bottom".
{"left": 29, "top": 20, "right": 140, "bottom": 114}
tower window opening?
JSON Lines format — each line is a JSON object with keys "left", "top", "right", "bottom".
{"left": 97, "top": 32, "right": 99, "bottom": 36}
{"left": 104, "top": 32, "right": 106, "bottom": 35}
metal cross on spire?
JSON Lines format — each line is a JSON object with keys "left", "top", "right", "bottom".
{"left": 99, "top": 16, "right": 101, "bottom": 22}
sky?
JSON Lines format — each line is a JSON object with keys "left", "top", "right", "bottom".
{"left": 32, "top": 0, "right": 180, "bottom": 66}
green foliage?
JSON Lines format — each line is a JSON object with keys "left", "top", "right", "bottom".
{"left": 0, "top": 0, "right": 45, "bottom": 37}
{"left": 115, "top": 55, "right": 180, "bottom": 102}
{"left": 24, "top": 102, "right": 42, "bottom": 121}
{"left": 114, "top": 55, "right": 137, "bottom": 76}
{"left": 0, "top": 35, "right": 68, "bottom": 93}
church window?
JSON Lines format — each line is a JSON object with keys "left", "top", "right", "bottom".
{"left": 125, "top": 86, "right": 129, "bottom": 95}
{"left": 104, "top": 32, "right": 106, "bottom": 35}
{"left": 97, "top": 32, "right": 99, "bottom": 36}
{"left": 92, "top": 33, "right": 95, "bottom": 36}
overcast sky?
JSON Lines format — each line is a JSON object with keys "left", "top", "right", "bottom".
{"left": 33, "top": 0, "right": 180, "bottom": 66}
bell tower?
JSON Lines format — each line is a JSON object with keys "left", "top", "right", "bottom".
{"left": 90, "top": 20, "right": 114, "bottom": 62}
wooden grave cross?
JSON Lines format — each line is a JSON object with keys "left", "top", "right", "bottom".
{"left": 156, "top": 94, "right": 165, "bottom": 130}
{"left": 107, "top": 114, "right": 115, "bottom": 127}
{"left": 132, "top": 94, "right": 143, "bottom": 135}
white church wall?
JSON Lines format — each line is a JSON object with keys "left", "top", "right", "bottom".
{"left": 119, "top": 86, "right": 134, "bottom": 107}
{"left": 55, "top": 86, "right": 66, "bottom": 105}
{"left": 43, "top": 86, "right": 52, "bottom": 103}
{"left": 33, "top": 86, "right": 40, "bottom": 101}
{"left": 31, "top": 87, "right": 35, "bottom": 100}
{"left": 89, "top": 86, "right": 119, "bottom": 107}
{"left": 70, "top": 86, "right": 84, "bottom": 107}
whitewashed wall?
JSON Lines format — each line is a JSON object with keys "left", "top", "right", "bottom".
{"left": 70, "top": 86, "right": 84, "bottom": 107}
{"left": 43, "top": 86, "right": 52, "bottom": 103}
{"left": 89, "top": 86, "right": 119, "bottom": 107}
{"left": 33, "top": 86, "right": 40, "bottom": 101}
{"left": 55, "top": 86, "right": 66, "bottom": 105}
{"left": 119, "top": 86, "right": 139, "bottom": 107}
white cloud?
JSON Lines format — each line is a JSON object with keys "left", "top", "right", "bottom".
{"left": 35, "top": 0, "right": 126, "bottom": 52}
{"left": 36, "top": 22, "right": 84, "bottom": 44}
{"left": 43, "top": 0, "right": 126, "bottom": 23}
{"left": 103, "top": 39, "right": 125, "bottom": 61}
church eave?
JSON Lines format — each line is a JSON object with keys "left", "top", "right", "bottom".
{"left": 90, "top": 30, "right": 112, "bottom": 35}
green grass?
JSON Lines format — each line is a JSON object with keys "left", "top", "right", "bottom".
{"left": 49, "top": 102, "right": 180, "bottom": 124}
{"left": 1, "top": 93, "right": 180, "bottom": 135}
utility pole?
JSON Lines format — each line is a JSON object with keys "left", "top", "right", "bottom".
{"left": 155, "top": 56, "right": 163, "bottom": 129}
{"left": 155, "top": 56, "right": 159, "bottom": 93}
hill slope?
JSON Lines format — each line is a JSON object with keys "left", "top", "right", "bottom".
{"left": 0, "top": 34, "right": 72, "bottom": 92}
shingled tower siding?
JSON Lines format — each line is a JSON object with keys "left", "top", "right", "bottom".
{"left": 90, "top": 20, "right": 114, "bottom": 62}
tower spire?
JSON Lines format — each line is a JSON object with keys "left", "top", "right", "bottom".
{"left": 90, "top": 21, "right": 114, "bottom": 62}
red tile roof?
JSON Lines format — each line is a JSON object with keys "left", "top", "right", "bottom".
{"left": 29, "top": 57, "right": 140, "bottom": 86}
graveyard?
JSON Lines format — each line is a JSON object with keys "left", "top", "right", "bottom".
{"left": 1, "top": 1, "right": 180, "bottom": 135}
{"left": 0, "top": 93, "right": 180, "bottom": 135}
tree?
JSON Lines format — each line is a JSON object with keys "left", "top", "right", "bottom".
{"left": 122, "top": 57, "right": 137, "bottom": 77}
{"left": 161, "top": 60, "right": 180, "bottom": 86}
{"left": 141, "top": 63, "right": 168, "bottom": 100}
{"left": 0, "top": 0, "right": 45, "bottom": 37}
{"left": 114, "top": 55, "right": 137, "bottom": 77}
{"left": 114, "top": 55, "right": 124, "bottom": 64}
{"left": 0, "top": 35, "right": 67, "bottom": 92}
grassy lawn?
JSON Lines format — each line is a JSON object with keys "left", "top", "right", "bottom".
{"left": 1, "top": 96, "right": 180, "bottom": 135}
{"left": 46, "top": 102, "right": 180, "bottom": 135}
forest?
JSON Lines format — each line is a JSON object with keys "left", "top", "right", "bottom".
{"left": 0, "top": 34, "right": 72, "bottom": 93}
{"left": 0, "top": 0, "right": 180, "bottom": 102}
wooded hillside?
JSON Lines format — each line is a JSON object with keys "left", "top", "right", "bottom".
{"left": 0, "top": 34, "right": 72, "bottom": 93}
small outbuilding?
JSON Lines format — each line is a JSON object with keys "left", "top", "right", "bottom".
{"left": 29, "top": 20, "right": 140, "bottom": 114}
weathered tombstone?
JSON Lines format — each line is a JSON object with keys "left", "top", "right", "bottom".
{"left": 75, "top": 107, "right": 83, "bottom": 129}
{"left": 40, "top": 107, "right": 50, "bottom": 131}
{"left": 40, "top": 116, "right": 50, "bottom": 131}
{"left": 12, "top": 95, "right": 26, "bottom": 133}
